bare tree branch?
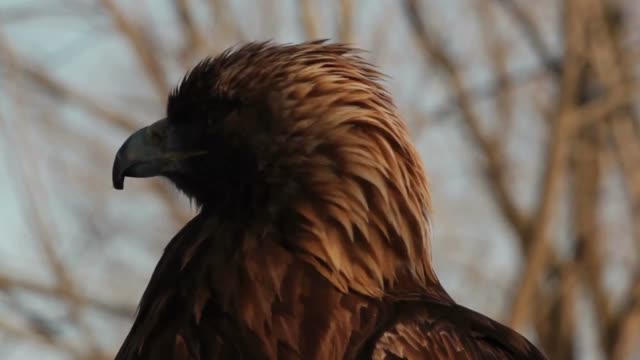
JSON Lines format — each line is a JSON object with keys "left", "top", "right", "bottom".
{"left": 609, "top": 275, "right": 640, "bottom": 360}
{"left": 0, "top": 28, "right": 112, "bottom": 355}
{"left": 298, "top": 0, "right": 320, "bottom": 40}
{"left": 0, "top": 274, "right": 134, "bottom": 318}
{"left": 206, "top": 0, "right": 247, "bottom": 44}
{"left": 476, "top": 0, "right": 515, "bottom": 148}
{"left": 494, "top": 0, "right": 560, "bottom": 74}
{"left": 174, "top": 0, "right": 207, "bottom": 62}
{"left": 403, "top": 0, "right": 529, "bottom": 239}
{"left": 0, "top": 42, "right": 191, "bottom": 227}
{"left": 338, "top": 0, "right": 354, "bottom": 43}
{"left": 572, "top": 117, "right": 610, "bottom": 353}
{"left": 582, "top": 0, "right": 640, "bottom": 357}
{"left": 507, "top": 0, "right": 588, "bottom": 328}
{"left": 0, "top": 317, "right": 83, "bottom": 358}
{"left": 100, "top": 0, "right": 169, "bottom": 98}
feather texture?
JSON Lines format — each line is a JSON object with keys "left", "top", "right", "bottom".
{"left": 114, "top": 41, "right": 546, "bottom": 359}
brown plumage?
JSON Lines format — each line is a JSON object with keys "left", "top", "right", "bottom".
{"left": 111, "top": 40, "right": 546, "bottom": 359}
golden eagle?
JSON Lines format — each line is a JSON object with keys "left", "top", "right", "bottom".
{"left": 112, "top": 41, "right": 546, "bottom": 359}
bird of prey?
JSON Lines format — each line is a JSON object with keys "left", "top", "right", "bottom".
{"left": 112, "top": 40, "right": 546, "bottom": 360}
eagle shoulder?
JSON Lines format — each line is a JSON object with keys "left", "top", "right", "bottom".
{"left": 372, "top": 301, "right": 547, "bottom": 360}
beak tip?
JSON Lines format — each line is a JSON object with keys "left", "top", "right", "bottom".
{"left": 112, "top": 172, "right": 125, "bottom": 190}
{"left": 112, "top": 156, "right": 125, "bottom": 190}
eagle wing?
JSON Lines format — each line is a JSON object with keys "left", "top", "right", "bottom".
{"left": 114, "top": 212, "right": 546, "bottom": 360}
{"left": 114, "top": 212, "right": 211, "bottom": 360}
{"left": 114, "top": 211, "right": 388, "bottom": 360}
{"left": 372, "top": 302, "right": 547, "bottom": 360}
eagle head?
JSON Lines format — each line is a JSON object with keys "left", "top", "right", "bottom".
{"left": 112, "top": 40, "right": 441, "bottom": 297}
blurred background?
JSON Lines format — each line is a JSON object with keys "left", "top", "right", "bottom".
{"left": 0, "top": 0, "right": 639, "bottom": 359}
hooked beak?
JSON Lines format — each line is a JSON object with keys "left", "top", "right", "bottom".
{"left": 112, "top": 118, "right": 207, "bottom": 190}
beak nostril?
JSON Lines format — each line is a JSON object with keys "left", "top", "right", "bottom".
{"left": 146, "top": 117, "right": 169, "bottom": 146}
{"left": 149, "top": 129, "right": 164, "bottom": 145}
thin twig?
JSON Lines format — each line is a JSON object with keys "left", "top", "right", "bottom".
{"left": 572, "top": 117, "right": 610, "bottom": 352}
{"left": 0, "top": 274, "right": 135, "bottom": 318}
{"left": 174, "top": 0, "right": 206, "bottom": 62}
{"left": 403, "top": 0, "right": 529, "bottom": 237}
{"left": 582, "top": 0, "right": 640, "bottom": 357}
{"left": 494, "top": 0, "right": 560, "bottom": 74}
{"left": 476, "top": 0, "right": 514, "bottom": 149}
{"left": 206, "top": 0, "right": 247, "bottom": 44}
{"left": 609, "top": 275, "right": 640, "bottom": 360}
{"left": 11, "top": 60, "right": 138, "bottom": 132}
{"left": 100, "top": 0, "right": 169, "bottom": 98}
{"left": 508, "top": 0, "right": 587, "bottom": 328}
{"left": 0, "top": 36, "right": 190, "bottom": 226}
{"left": 338, "top": 0, "right": 354, "bottom": 43}
{"left": 0, "top": 28, "right": 106, "bottom": 354}
{"left": 544, "top": 262, "right": 578, "bottom": 359}
{"left": 0, "top": 317, "right": 82, "bottom": 358}
{"left": 298, "top": 0, "right": 319, "bottom": 40}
